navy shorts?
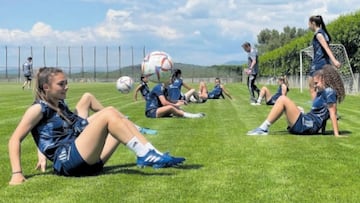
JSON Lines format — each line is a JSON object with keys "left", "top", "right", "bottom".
{"left": 53, "top": 142, "right": 104, "bottom": 176}
{"left": 288, "top": 114, "right": 319, "bottom": 135}
{"left": 145, "top": 108, "right": 157, "bottom": 118}
{"left": 266, "top": 99, "right": 276, "bottom": 105}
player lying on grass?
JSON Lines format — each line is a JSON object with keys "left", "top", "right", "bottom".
{"left": 8, "top": 67, "right": 185, "bottom": 185}
{"left": 247, "top": 65, "right": 345, "bottom": 136}
{"left": 251, "top": 75, "right": 289, "bottom": 105}
{"left": 190, "top": 77, "right": 232, "bottom": 103}
{"left": 145, "top": 77, "right": 205, "bottom": 118}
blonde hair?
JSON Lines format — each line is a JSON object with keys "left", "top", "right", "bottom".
{"left": 278, "top": 75, "right": 289, "bottom": 88}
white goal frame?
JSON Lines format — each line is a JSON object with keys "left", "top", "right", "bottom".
{"left": 299, "top": 44, "right": 356, "bottom": 94}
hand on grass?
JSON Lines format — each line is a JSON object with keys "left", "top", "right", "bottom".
{"left": 9, "top": 173, "right": 26, "bottom": 185}
{"left": 35, "top": 158, "right": 47, "bottom": 172}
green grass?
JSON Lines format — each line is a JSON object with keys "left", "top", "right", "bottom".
{"left": 1, "top": 82, "right": 360, "bottom": 202}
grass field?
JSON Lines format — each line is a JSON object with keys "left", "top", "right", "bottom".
{"left": 1, "top": 81, "right": 360, "bottom": 202}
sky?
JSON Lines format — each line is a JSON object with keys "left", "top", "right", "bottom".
{"left": 0, "top": 0, "right": 359, "bottom": 66}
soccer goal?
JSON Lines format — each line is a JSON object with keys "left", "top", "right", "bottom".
{"left": 299, "top": 44, "right": 356, "bottom": 94}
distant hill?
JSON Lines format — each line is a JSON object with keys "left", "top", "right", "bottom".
{"left": 223, "top": 60, "right": 247, "bottom": 65}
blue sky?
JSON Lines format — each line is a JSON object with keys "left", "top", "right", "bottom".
{"left": 0, "top": 0, "right": 359, "bottom": 66}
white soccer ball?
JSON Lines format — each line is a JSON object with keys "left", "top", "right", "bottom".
{"left": 141, "top": 51, "right": 174, "bottom": 83}
{"left": 116, "top": 76, "right": 134, "bottom": 94}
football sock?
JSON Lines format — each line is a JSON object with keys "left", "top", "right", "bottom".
{"left": 183, "top": 112, "right": 203, "bottom": 118}
{"left": 257, "top": 96, "right": 263, "bottom": 103}
{"left": 145, "top": 143, "right": 163, "bottom": 155}
{"left": 259, "top": 120, "right": 271, "bottom": 131}
{"left": 126, "top": 137, "right": 149, "bottom": 157}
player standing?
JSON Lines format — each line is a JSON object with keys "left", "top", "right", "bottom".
{"left": 242, "top": 42, "right": 260, "bottom": 104}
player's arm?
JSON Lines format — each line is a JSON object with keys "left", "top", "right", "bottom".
{"left": 281, "top": 84, "right": 287, "bottom": 95}
{"left": 9, "top": 104, "right": 43, "bottom": 185}
{"left": 327, "top": 103, "right": 339, "bottom": 136}
{"left": 133, "top": 84, "right": 142, "bottom": 101}
{"left": 158, "top": 95, "right": 184, "bottom": 107}
{"left": 316, "top": 34, "right": 341, "bottom": 68}
{"left": 182, "top": 82, "right": 193, "bottom": 91}
{"left": 221, "top": 85, "right": 232, "bottom": 99}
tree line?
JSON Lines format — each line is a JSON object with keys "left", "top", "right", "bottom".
{"left": 257, "top": 10, "right": 360, "bottom": 76}
{"left": 210, "top": 10, "right": 360, "bottom": 77}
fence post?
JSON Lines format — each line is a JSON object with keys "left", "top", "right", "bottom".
{"left": 94, "top": 46, "right": 96, "bottom": 82}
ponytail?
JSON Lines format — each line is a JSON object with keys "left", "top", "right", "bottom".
{"left": 309, "top": 15, "right": 332, "bottom": 42}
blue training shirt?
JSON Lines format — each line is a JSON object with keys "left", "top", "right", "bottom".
{"left": 145, "top": 83, "right": 165, "bottom": 113}
{"left": 31, "top": 100, "right": 88, "bottom": 162}
{"left": 271, "top": 84, "right": 289, "bottom": 102}
{"left": 310, "top": 29, "right": 330, "bottom": 75}
{"left": 208, "top": 84, "right": 223, "bottom": 99}
{"left": 167, "top": 78, "right": 183, "bottom": 102}
{"left": 307, "top": 87, "right": 337, "bottom": 128}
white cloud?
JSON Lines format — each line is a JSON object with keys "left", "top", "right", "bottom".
{"left": 30, "top": 22, "right": 53, "bottom": 37}
{"left": 0, "top": 0, "right": 358, "bottom": 65}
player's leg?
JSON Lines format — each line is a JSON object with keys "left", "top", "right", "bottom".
{"left": 256, "top": 86, "right": 272, "bottom": 104}
{"left": 265, "top": 96, "right": 301, "bottom": 125}
{"left": 248, "top": 75, "right": 256, "bottom": 103}
{"left": 75, "top": 93, "right": 157, "bottom": 135}
{"left": 75, "top": 106, "right": 184, "bottom": 167}
{"left": 156, "top": 106, "right": 204, "bottom": 118}
{"left": 184, "top": 88, "right": 196, "bottom": 101}
{"left": 75, "top": 93, "right": 106, "bottom": 118}
{"left": 247, "top": 96, "right": 301, "bottom": 135}
{"left": 198, "top": 81, "right": 208, "bottom": 99}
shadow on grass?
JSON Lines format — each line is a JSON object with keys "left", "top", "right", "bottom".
{"left": 102, "top": 163, "right": 203, "bottom": 176}
{"left": 24, "top": 163, "right": 204, "bottom": 180}
{"left": 271, "top": 130, "right": 352, "bottom": 136}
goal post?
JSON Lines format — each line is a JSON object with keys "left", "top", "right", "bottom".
{"left": 299, "top": 44, "right": 356, "bottom": 94}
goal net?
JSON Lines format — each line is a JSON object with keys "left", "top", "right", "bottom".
{"left": 299, "top": 44, "right": 356, "bottom": 94}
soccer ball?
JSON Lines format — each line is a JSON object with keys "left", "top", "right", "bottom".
{"left": 116, "top": 76, "right": 134, "bottom": 94}
{"left": 141, "top": 51, "right": 174, "bottom": 83}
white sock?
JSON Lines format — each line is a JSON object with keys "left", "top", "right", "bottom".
{"left": 259, "top": 120, "right": 271, "bottom": 131}
{"left": 183, "top": 112, "right": 203, "bottom": 118}
{"left": 145, "top": 143, "right": 163, "bottom": 155}
{"left": 257, "top": 97, "right": 263, "bottom": 103}
{"left": 126, "top": 137, "right": 149, "bottom": 157}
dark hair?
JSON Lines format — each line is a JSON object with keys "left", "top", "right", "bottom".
{"left": 27, "top": 56, "right": 32, "bottom": 60}
{"left": 313, "top": 64, "right": 345, "bottom": 103}
{"left": 242, "top": 42, "right": 251, "bottom": 48}
{"left": 309, "top": 15, "right": 332, "bottom": 42}
{"left": 171, "top": 69, "right": 182, "bottom": 83}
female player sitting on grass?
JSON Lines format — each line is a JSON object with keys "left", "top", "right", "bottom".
{"left": 8, "top": 67, "right": 185, "bottom": 185}
{"left": 247, "top": 64, "right": 345, "bottom": 136}
{"left": 167, "top": 69, "right": 199, "bottom": 103}
{"left": 193, "top": 77, "right": 232, "bottom": 103}
{"left": 145, "top": 78, "right": 205, "bottom": 118}
{"left": 252, "top": 75, "right": 289, "bottom": 105}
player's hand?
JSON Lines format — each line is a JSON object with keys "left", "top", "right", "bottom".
{"left": 35, "top": 150, "right": 47, "bottom": 172}
{"left": 35, "top": 159, "right": 47, "bottom": 172}
{"left": 333, "top": 60, "right": 341, "bottom": 68}
{"left": 9, "top": 173, "right": 26, "bottom": 185}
